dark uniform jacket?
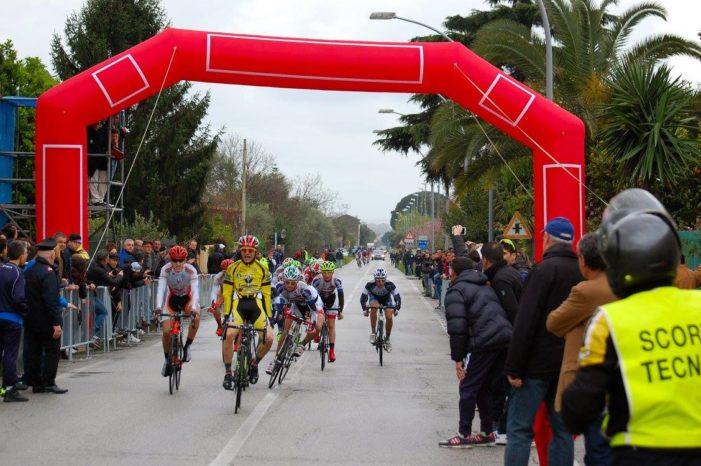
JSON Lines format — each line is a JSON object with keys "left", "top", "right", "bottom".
{"left": 505, "top": 243, "right": 582, "bottom": 379}
{"left": 445, "top": 269, "right": 512, "bottom": 362}
{"left": 24, "top": 256, "right": 63, "bottom": 332}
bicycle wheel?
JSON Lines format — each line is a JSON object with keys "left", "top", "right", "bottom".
{"left": 268, "top": 333, "right": 290, "bottom": 388}
{"left": 377, "top": 326, "right": 383, "bottom": 366}
{"left": 175, "top": 334, "right": 183, "bottom": 390}
{"left": 235, "top": 342, "right": 249, "bottom": 413}
{"left": 168, "top": 334, "right": 177, "bottom": 394}
{"left": 278, "top": 335, "right": 295, "bottom": 385}
{"left": 320, "top": 323, "right": 328, "bottom": 371}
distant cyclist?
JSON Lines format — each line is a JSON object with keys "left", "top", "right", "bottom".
{"left": 311, "top": 261, "right": 344, "bottom": 362}
{"left": 208, "top": 258, "right": 234, "bottom": 337}
{"left": 155, "top": 246, "right": 201, "bottom": 377}
{"left": 360, "top": 268, "right": 401, "bottom": 351}
{"left": 219, "top": 235, "right": 273, "bottom": 389}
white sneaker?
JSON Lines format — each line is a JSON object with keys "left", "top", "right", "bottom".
{"left": 127, "top": 334, "right": 140, "bottom": 344}
{"left": 384, "top": 339, "right": 392, "bottom": 352}
{"left": 137, "top": 329, "right": 146, "bottom": 336}
{"left": 369, "top": 333, "right": 376, "bottom": 344}
{"left": 265, "top": 361, "right": 275, "bottom": 375}
{"left": 293, "top": 344, "right": 305, "bottom": 357}
{"left": 495, "top": 433, "right": 507, "bottom": 445}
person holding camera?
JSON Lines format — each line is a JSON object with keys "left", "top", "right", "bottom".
{"left": 87, "top": 250, "right": 124, "bottom": 342}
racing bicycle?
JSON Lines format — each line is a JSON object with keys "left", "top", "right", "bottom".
{"left": 268, "top": 306, "right": 314, "bottom": 388}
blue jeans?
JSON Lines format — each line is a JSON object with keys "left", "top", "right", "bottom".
{"left": 584, "top": 415, "right": 611, "bottom": 466}
{"left": 504, "top": 377, "right": 574, "bottom": 466}
{"left": 433, "top": 273, "right": 442, "bottom": 299}
{"left": 93, "top": 297, "right": 109, "bottom": 338}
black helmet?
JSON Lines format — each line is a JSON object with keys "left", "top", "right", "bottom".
{"left": 599, "top": 211, "right": 680, "bottom": 298}
{"left": 604, "top": 188, "right": 676, "bottom": 229}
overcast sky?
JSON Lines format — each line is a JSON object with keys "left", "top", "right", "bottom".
{"left": 2, "top": 0, "right": 699, "bottom": 224}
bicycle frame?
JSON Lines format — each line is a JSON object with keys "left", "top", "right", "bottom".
{"left": 229, "top": 322, "right": 257, "bottom": 413}
{"left": 160, "top": 312, "right": 189, "bottom": 394}
{"left": 372, "top": 305, "right": 395, "bottom": 366}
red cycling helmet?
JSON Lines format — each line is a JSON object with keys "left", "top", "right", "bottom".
{"left": 238, "top": 235, "right": 260, "bottom": 249}
{"left": 169, "top": 245, "right": 187, "bottom": 261}
{"left": 310, "top": 262, "right": 321, "bottom": 274}
{"left": 220, "top": 258, "right": 234, "bottom": 271}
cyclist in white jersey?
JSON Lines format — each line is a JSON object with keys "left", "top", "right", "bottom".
{"left": 266, "top": 266, "right": 325, "bottom": 374}
{"left": 154, "top": 246, "right": 201, "bottom": 377}
{"left": 311, "top": 261, "right": 344, "bottom": 362}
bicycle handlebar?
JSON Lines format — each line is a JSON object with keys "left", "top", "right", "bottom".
{"left": 159, "top": 312, "right": 190, "bottom": 318}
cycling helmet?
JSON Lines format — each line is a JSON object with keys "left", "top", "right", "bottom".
{"left": 599, "top": 210, "right": 680, "bottom": 298}
{"left": 310, "top": 262, "right": 321, "bottom": 274}
{"left": 282, "top": 266, "right": 303, "bottom": 282}
{"left": 304, "top": 258, "right": 314, "bottom": 266}
{"left": 290, "top": 260, "right": 302, "bottom": 269}
{"left": 169, "top": 245, "right": 187, "bottom": 261}
{"left": 373, "top": 268, "right": 388, "bottom": 280}
{"left": 238, "top": 235, "right": 259, "bottom": 249}
{"left": 220, "top": 258, "right": 234, "bottom": 271}
{"left": 282, "top": 257, "right": 293, "bottom": 266}
{"left": 320, "top": 261, "right": 336, "bottom": 272}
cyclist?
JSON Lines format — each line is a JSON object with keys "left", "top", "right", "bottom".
{"left": 311, "top": 261, "right": 344, "bottom": 362}
{"left": 219, "top": 235, "right": 273, "bottom": 390}
{"left": 267, "top": 266, "right": 325, "bottom": 373}
{"left": 208, "top": 258, "right": 234, "bottom": 337}
{"left": 155, "top": 246, "right": 201, "bottom": 377}
{"left": 305, "top": 260, "right": 321, "bottom": 285}
{"left": 360, "top": 268, "right": 401, "bottom": 351}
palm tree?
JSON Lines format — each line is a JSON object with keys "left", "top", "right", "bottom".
{"left": 471, "top": 0, "right": 701, "bottom": 139}
{"left": 598, "top": 62, "right": 701, "bottom": 185}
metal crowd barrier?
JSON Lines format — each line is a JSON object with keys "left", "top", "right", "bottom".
{"left": 58, "top": 274, "right": 217, "bottom": 361}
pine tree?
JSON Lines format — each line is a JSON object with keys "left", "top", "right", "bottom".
{"left": 49, "top": 0, "right": 218, "bottom": 238}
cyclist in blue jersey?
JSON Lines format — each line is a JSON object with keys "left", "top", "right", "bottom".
{"left": 360, "top": 268, "right": 401, "bottom": 351}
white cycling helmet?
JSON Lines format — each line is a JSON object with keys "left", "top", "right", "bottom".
{"left": 282, "top": 266, "right": 303, "bottom": 282}
{"left": 373, "top": 268, "right": 388, "bottom": 280}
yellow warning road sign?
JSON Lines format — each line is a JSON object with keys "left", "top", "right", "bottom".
{"left": 503, "top": 211, "right": 532, "bottom": 240}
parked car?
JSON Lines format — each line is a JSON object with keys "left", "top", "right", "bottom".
{"left": 372, "top": 250, "right": 386, "bottom": 260}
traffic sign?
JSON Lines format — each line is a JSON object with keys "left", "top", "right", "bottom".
{"left": 503, "top": 211, "right": 532, "bottom": 239}
{"left": 417, "top": 235, "right": 428, "bottom": 250}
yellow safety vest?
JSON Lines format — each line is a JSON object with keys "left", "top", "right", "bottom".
{"left": 601, "top": 287, "right": 701, "bottom": 448}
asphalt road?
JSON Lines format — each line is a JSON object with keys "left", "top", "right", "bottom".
{"left": 1, "top": 260, "right": 583, "bottom": 465}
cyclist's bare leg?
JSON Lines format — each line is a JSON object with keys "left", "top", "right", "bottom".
{"left": 185, "top": 304, "right": 200, "bottom": 340}
{"left": 275, "top": 317, "right": 293, "bottom": 354}
{"left": 369, "top": 302, "right": 379, "bottom": 333}
{"left": 303, "top": 313, "right": 324, "bottom": 344}
{"left": 385, "top": 309, "right": 395, "bottom": 339}
{"left": 161, "top": 319, "right": 172, "bottom": 354}
{"left": 328, "top": 316, "right": 337, "bottom": 344}
{"left": 255, "top": 326, "right": 274, "bottom": 361}
{"left": 222, "top": 326, "right": 240, "bottom": 366}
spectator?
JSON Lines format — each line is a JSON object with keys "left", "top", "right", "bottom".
{"left": 674, "top": 254, "right": 700, "bottom": 289}
{"left": 134, "top": 239, "right": 144, "bottom": 253}
{"left": 106, "top": 251, "right": 123, "bottom": 327}
{"left": 0, "top": 240, "right": 29, "bottom": 402}
{"left": 187, "top": 239, "right": 198, "bottom": 260}
{"left": 87, "top": 250, "right": 123, "bottom": 342}
{"left": 207, "top": 244, "right": 225, "bottom": 274}
{"left": 504, "top": 217, "right": 583, "bottom": 466}
{"left": 421, "top": 252, "right": 434, "bottom": 297}
{"left": 187, "top": 250, "right": 201, "bottom": 274}
{"left": 432, "top": 249, "right": 444, "bottom": 302}
{"left": 87, "top": 121, "right": 109, "bottom": 206}
{"left": 273, "top": 245, "right": 284, "bottom": 267}
{"left": 562, "top": 206, "right": 701, "bottom": 465}
{"left": 1, "top": 223, "right": 19, "bottom": 241}
{"left": 0, "top": 236, "right": 7, "bottom": 263}
{"left": 335, "top": 248, "right": 343, "bottom": 269}
{"left": 500, "top": 239, "right": 531, "bottom": 282}
{"left": 142, "top": 241, "right": 154, "bottom": 273}
{"left": 67, "top": 233, "right": 89, "bottom": 260}
{"left": 546, "top": 232, "right": 615, "bottom": 465}
{"left": 118, "top": 238, "right": 136, "bottom": 268}
{"left": 440, "top": 256, "right": 512, "bottom": 448}
{"left": 23, "top": 238, "right": 68, "bottom": 394}
{"left": 52, "top": 232, "right": 71, "bottom": 282}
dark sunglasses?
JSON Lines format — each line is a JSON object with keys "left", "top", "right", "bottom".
{"left": 172, "top": 259, "right": 185, "bottom": 263}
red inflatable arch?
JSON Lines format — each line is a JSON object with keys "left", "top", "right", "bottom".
{"left": 35, "top": 28, "right": 584, "bottom": 257}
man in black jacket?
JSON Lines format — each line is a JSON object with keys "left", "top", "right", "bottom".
{"left": 440, "top": 256, "right": 512, "bottom": 448}
{"left": 207, "top": 244, "right": 225, "bottom": 275}
{"left": 23, "top": 238, "right": 68, "bottom": 394}
{"left": 504, "top": 217, "right": 582, "bottom": 465}
{"left": 87, "top": 250, "right": 123, "bottom": 341}
{"left": 481, "top": 240, "right": 524, "bottom": 444}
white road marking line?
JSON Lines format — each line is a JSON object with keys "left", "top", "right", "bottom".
{"left": 209, "top": 337, "right": 309, "bottom": 465}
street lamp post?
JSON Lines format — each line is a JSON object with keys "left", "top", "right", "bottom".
{"left": 535, "top": 0, "right": 554, "bottom": 100}
{"left": 370, "top": 12, "right": 453, "bottom": 42}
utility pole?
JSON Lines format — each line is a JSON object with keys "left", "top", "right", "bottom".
{"left": 241, "top": 138, "right": 247, "bottom": 235}
{"left": 431, "top": 182, "right": 435, "bottom": 251}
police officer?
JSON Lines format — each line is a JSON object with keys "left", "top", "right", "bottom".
{"left": 561, "top": 208, "right": 701, "bottom": 465}
{"left": 23, "top": 238, "right": 68, "bottom": 394}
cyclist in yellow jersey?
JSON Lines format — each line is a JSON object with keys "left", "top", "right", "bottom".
{"left": 219, "top": 235, "right": 273, "bottom": 389}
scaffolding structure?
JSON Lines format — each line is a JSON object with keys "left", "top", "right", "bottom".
{"left": 0, "top": 96, "right": 125, "bottom": 242}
